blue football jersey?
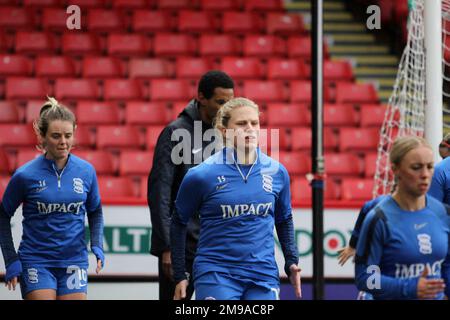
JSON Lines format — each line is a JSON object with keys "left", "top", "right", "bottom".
{"left": 1, "top": 154, "right": 102, "bottom": 268}
{"left": 355, "top": 195, "right": 450, "bottom": 299}
{"left": 174, "top": 147, "right": 293, "bottom": 284}
{"left": 429, "top": 156, "right": 450, "bottom": 203}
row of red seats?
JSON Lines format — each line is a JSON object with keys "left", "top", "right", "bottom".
{"left": 0, "top": 0, "right": 285, "bottom": 12}
{"left": 0, "top": 55, "right": 350, "bottom": 80}
{"left": 0, "top": 124, "right": 380, "bottom": 168}
{"left": 0, "top": 32, "right": 322, "bottom": 59}
{"left": 0, "top": 7, "right": 303, "bottom": 35}
{"left": 0, "top": 100, "right": 386, "bottom": 128}
{"left": 291, "top": 177, "right": 375, "bottom": 202}
{"left": 2, "top": 78, "right": 378, "bottom": 104}
{"left": 0, "top": 125, "right": 378, "bottom": 176}
{"left": 0, "top": 173, "right": 375, "bottom": 202}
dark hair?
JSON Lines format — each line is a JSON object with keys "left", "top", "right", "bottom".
{"left": 33, "top": 97, "right": 76, "bottom": 150}
{"left": 198, "top": 70, "right": 234, "bottom": 99}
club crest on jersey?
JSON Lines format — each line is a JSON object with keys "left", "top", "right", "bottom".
{"left": 73, "top": 178, "right": 84, "bottom": 194}
{"left": 417, "top": 234, "right": 432, "bottom": 254}
{"left": 262, "top": 174, "right": 273, "bottom": 193}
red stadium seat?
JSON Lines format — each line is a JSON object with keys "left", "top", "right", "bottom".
{"left": 258, "top": 127, "right": 288, "bottom": 152}
{"left": 324, "top": 60, "right": 354, "bottom": 82}
{"left": 244, "top": 0, "right": 283, "bottom": 11}
{"left": 0, "top": 6, "right": 34, "bottom": 31}
{"left": 132, "top": 10, "right": 174, "bottom": 33}
{"left": 243, "top": 80, "right": 286, "bottom": 103}
{"left": 199, "top": 34, "right": 241, "bottom": 57}
{"left": 76, "top": 101, "right": 122, "bottom": 125}
{"left": 0, "top": 31, "right": 9, "bottom": 53}
{"left": 291, "top": 177, "right": 340, "bottom": 203}
{"left": 266, "top": 103, "right": 309, "bottom": 126}
{"left": 35, "top": 56, "right": 77, "bottom": 78}
{"left": 290, "top": 127, "right": 338, "bottom": 151}
{"left": 176, "top": 57, "right": 213, "bottom": 80}
{"left": 96, "top": 126, "right": 142, "bottom": 149}
{"left": 107, "top": 33, "right": 151, "bottom": 57}
{"left": 61, "top": 0, "right": 107, "bottom": 8}
{"left": 177, "top": 10, "right": 218, "bottom": 33}
{"left": 119, "top": 150, "right": 153, "bottom": 176}
{"left": 325, "top": 153, "right": 363, "bottom": 176}
{"left": 42, "top": 7, "right": 82, "bottom": 31}
{"left": 112, "top": 0, "right": 148, "bottom": 10}
{"left": 0, "top": 55, "right": 32, "bottom": 77}
{"left": 222, "top": 12, "right": 262, "bottom": 34}
{"left": 266, "top": 13, "right": 305, "bottom": 36}
{"left": 146, "top": 125, "right": 165, "bottom": 150}
{"left": 74, "top": 125, "right": 95, "bottom": 149}
{"left": 341, "top": 178, "right": 374, "bottom": 201}
{"left": 289, "top": 81, "right": 330, "bottom": 103}
{"left": 171, "top": 101, "right": 187, "bottom": 120}
{"left": 87, "top": 9, "right": 127, "bottom": 33}
{"left": 150, "top": 79, "right": 192, "bottom": 102}
{"left": 25, "top": 100, "right": 44, "bottom": 123}
{"left": 364, "top": 153, "right": 378, "bottom": 178}
{"left": 336, "top": 83, "right": 378, "bottom": 104}
{"left": 267, "top": 58, "right": 308, "bottom": 80}
{"left": 16, "top": 149, "right": 42, "bottom": 169}
{"left": 6, "top": 77, "right": 48, "bottom": 100}
{"left": 0, "top": 149, "right": 11, "bottom": 173}
{"left": 128, "top": 58, "right": 174, "bottom": 79}
{"left": 15, "top": 31, "right": 56, "bottom": 55}
{"left": 360, "top": 104, "right": 386, "bottom": 127}
{"left": 339, "top": 127, "right": 380, "bottom": 152}
{"left": 200, "top": 0, "right": 240, "bottom": 11}
{"left": 278, "top": 151, "right": 310, "bottom": 175}
{"left": 157, "top": 0, "right": 193, "bottom": 10}
{"left": 97, "top": 176, "right": 137, "bottom": 199}
{"left": 324, "top": 104, "right": 359, "bottom": 127}
{"left": 103, "top": 79, "right": 143, "bottom": 101}
{"left": 0, "top": 124, "right": 36, "bottom": 147}
{"left": 287, "top": 36, "right": 328, "bottom": 60}
{"left": 54, "top": 78, "right": 99, "bottom": 101}
{"left": 153, "top": 33, "right": 197, "bottom": 57}
{"left": 221, "top": 57, "right": 264, "bottom": 80}
{"left": 62, "top": 33, "right": 102, "bottom": 56}
{"left": 73, "top": 150, "right": 117, "bottom": 175}
{"left": 0, "top": 101, "right": 21, "bottom": 123}
{"left": 243, "top": 35, "right": 286, "bottom": 57}
{"left": 126, "top": 101, "right": 171, "bottom": 125}
{"left": 82, "top": 56, "right": 124, "bottom": 78}
{"left": 23, "top": 0, "right": 60, "bottom": 6}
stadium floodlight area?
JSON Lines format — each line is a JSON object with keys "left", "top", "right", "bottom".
{"left": 373, "top": 0, "right": 444, "bottom": 198}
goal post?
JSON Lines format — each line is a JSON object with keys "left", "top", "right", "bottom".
{"left": 373, "top": 0, "right": 444, "bottom": 198}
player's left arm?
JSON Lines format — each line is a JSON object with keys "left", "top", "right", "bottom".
{"left": 274, "top": 167, "right": 301, "bottom": 297}
{"left": 86, "top": 167, "right": 104, "bottom": 273}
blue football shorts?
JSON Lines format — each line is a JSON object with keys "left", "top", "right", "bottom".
{"left": 20, "top": 264, "right": 88, "bottom": 298}
{"left": 195, "top": 271, "right": 280, "bottom": 300}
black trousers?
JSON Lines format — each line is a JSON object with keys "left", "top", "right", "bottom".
{"left": 158, "top": 258, "right": 195, "bottom": 300}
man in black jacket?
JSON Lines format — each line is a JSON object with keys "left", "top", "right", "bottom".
{"left": 148, "top": 71, "right": 235, "bottom": 300}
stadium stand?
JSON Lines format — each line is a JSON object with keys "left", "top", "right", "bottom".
{"left": 0, "top": 0, "right": 387, "bottom": 206}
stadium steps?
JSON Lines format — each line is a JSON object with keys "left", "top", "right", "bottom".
{"left": 292, "top": 0, "right": 400, "bottom": 103}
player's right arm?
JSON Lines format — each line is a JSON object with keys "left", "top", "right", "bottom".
{"left": 171, "top": 168, "right": 204, "bottom": 300}
{"left": 0, "top": 172, "right": 25, "bottom": 290}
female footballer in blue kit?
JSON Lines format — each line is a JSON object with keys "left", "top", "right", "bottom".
{"left": 0, "top": 97, "right": 104, "bottom": 300}
{"left": 355, "top": 136, "right": 450, "bottom": 299}
{"left": 170, "top": 97, "right": 301, "bottom": 300}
